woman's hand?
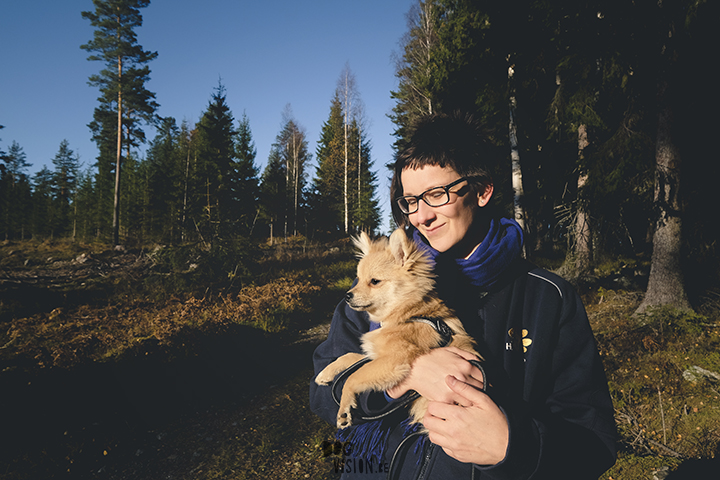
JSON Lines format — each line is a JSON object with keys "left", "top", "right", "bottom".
{"left": 386, "top": 346, "right": 484, "bottom": 403}
{"left": 423, "top": 375, "right": 509, "bottom": 466}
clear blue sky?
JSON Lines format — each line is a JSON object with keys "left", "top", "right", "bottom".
{"left": 1, "top": 0, "right": 414, "bottom": 233}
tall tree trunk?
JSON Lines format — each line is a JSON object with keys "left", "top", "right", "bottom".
{"left": 293, "top": 131, "right": 299, "bottom": 236}
{"left": 357, "top": 123, "right": 361, "bottom": 232}
{"left": 112, "top": 55, "right": 123, "bottom": 246}
{"left": 343, "top": 79, "right": 350, "bottom": 234}
{"left": 181, "top": 149, "right": 190, "bottom": 242}
{"left": 636, "top": 79, "right": 691, "bottom": 314}
{"left": 284, "top": 141, "right": 289, "bottom": 240}
{"left": 574, "top": 124, "right": 592, "bottom": 279}
{"left": 507, "top": 63, "right": 527, "bottom": 257}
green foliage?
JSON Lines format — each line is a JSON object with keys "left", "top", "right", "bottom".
{"left": 233, "top": 112, "right": 260, "bottom": 234}
{"left": 310, "top": 88, "right": 381, "bottom": 238}
{"left": 0, "top": 142, "right": 32, "bottom": 240}
{"left": 258, "top": 107, "right": 311, "bottom": 239}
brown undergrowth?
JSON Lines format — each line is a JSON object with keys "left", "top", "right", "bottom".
{"left": 2, "top": 278, "right": 322, "bottom": 369}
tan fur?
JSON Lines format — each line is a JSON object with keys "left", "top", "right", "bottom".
{"left": 315, "top": 228, "right": 481, "bottom": 430}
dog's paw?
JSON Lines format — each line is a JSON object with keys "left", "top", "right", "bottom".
{"left": 315, "top": 368, "right": 335, "bottom": 385}
{"left": 336, "top": 409, "right": 353, "bottom": 429}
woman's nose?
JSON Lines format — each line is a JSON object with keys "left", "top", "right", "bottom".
{"left": 413, "top": 199, "right": 436, "bottom": 224}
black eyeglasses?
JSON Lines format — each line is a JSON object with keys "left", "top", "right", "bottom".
{"left": 396, "top": 177, "right": 468, "bottom": 214}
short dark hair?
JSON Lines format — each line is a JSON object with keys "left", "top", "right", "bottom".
{"left": 391, "top": 111, "right": 496, "bottom": 227}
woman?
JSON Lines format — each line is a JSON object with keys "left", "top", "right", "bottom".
{"left": 310, "top": 112, "right": 616, "bottom": 479}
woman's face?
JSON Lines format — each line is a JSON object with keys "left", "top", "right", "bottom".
{"left": 400, "top": 164, "right": 493, "bottom": 258}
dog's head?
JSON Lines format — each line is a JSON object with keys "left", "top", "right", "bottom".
{"left": 345, "top": 228, "right": 434, "bottom": 322}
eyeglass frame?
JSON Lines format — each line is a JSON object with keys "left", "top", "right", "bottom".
{"left": 395, "top": 177, "right": 470, "bottom": 214}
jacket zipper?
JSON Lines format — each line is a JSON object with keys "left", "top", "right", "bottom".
{"left": 416, "top": 443, "right": 435, "bottom": 480}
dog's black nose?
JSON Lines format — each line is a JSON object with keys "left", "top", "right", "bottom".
{"left": 345, "top": 292, "right": 353, "bottom": 303}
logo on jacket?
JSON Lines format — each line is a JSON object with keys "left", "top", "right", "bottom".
{"left": 507, "top": 328, "right": 533, "bottom": 353}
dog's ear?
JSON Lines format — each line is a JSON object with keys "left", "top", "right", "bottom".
{"left": 388, "top": 228, "right": 414, "bottom": 267}
{"left": 352, "top": 231, "right": 372, "bottom": 258}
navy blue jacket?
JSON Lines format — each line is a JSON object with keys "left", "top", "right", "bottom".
{"left": 310, "top": 258, "right": 617, "bottom": 479}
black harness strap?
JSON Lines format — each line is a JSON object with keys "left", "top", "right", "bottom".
{"left": 408, "top": 316, "right": 455, "bottom": 347}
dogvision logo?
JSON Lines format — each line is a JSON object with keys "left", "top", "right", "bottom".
{"left": 320, "top": 440, "right": 390, "bottom": 474}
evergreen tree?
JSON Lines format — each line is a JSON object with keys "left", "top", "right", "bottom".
{"left": 390, "top": 0, "right": 440, "bottom": 151}
{"left": 311, "top": 94, "right": 346, "bottom": 236}
{"left": 278, "top": 111, "right": 311, "bottom": 237}
{"left": 311, "top": 94, "right": 380, "bottom": 237}
{"left": 233, "top": 112, "right": 260, "bottom": 234}
{"left": 258, "top": 146, "right": 287, "bottom": 243}
{"left": 31, "top": 167, "right": 54, "bottom": 238}
{"left": 259, "top": 108, "right": 311, "bottom": 239}
{"left": 194, "top": 82, "right": 239, "bottom": 238}
{"left": 81, "top": 0, "right": 158, "bottom": 245}
{"left": 177, "top": 120, "right": 197, "bottom": 242}
{"left": 349, "top": 119, "right": 381, "bottom": 234}
{"left": 0, "top": 141, "right": 32, "bottom": 240}
{"left": 51, "top": 140, "right": 80, "bottom": 238}
{"left": 87, "top": 106, "right": 118, "bottom": 237}
{"left": 74, "top": 167, "right": 97, "bottom": 240}
{"left": 119, "top": 151, "right": 146, "bottom": 241}
{"left": 146, "top": 116, "right": 183, "bottom": 241}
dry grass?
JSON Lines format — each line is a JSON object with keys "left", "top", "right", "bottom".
{"left": 1, "top": 277, "right": 322, "bottom": 369}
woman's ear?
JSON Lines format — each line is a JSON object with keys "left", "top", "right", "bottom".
{"left": 477, "top": 183, "right": 494, "bottom": 207}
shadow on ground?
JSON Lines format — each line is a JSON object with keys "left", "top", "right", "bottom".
{"left": 0, "top": 324, "right": 322, "bottom": 479}
{"left": 665, "top": 458, "right": 720, "bottom": 479}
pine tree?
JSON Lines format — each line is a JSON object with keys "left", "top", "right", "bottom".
{"left": 311, "top": 94, "right": 346, "bottom": 236}
{"left": 279, "top": 109, "right": 311, "bottom": 237}
{"left": 178, "top": 120, "right": 197, "bottom": 242}
{"left": 194, "top": 82, "right": 238, "bottom": 238}
{"left": 390, "top": 0, "right": 439, "bottom": 150}
{"left": 74, "top": 167, "right": 97, "bottom": 240}
{"left": 120, "top": 150, "right": 147, "bottom": 241}
{"left": 81, "top": 0, "right": 158, "bottom": 245}
{"left": 260, "top": 108, "right": 311, "bottom": 240}
{"left": 233, "top": 112, "right": 260, "bottom": 235}
{"left": 259, "top": 146, "right": 287, "bottom": 243}
{"left": 51, "top": 140, "right": 80, "bottom": 238}
{"left": 146, "top": 116, "right": 182, "bottom": 241}
{"left": 349, "top": 119, "right": 381, "bottom": 234}
{"left": 312, "top": 94, "right": 380, "bottom": 237}
{"left": 32, "top": 167, "right": 54, "bottom": 238}
{"left": 0, "top": 142, "right": 32, "bottom": 240}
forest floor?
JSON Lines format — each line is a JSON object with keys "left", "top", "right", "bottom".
{"left": 1, "top": 238, "right": 719, "bottom": 479}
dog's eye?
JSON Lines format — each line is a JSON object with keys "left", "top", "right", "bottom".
{"left": 370, "top": 278, "right": 382, "bottom": 286}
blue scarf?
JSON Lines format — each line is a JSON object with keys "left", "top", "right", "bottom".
{"left": 412, "top": 217, "right": 524, "bottom": 290}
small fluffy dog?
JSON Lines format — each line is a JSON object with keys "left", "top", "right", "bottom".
{"left": 315, "top": 228, "right": 482, "bottom": 429}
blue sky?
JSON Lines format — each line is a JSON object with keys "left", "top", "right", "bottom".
{"left": 1, "top": 0, "right": 414, "bottom": 233}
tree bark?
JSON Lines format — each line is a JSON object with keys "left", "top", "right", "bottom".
{"left": 574, "top": 124, "right": 592, "bottom": 278}
{"left": 112, "top": 54, "right": 123, "bottom": 246}
{"left": 343, "top": 75, "right": 350, "bottom": 234}
{"left": 636, "top": 79, "right": 691, "bottom": 314}
{"left": 508, "top": 63, "right": 527, "bottom": 257}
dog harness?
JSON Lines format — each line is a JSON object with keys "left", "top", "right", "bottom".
{"left": 408, "top": 316, "right": 455, "bottom": 347}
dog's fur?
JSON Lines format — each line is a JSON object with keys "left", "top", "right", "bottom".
{"left": 315, "top": 228, "right": 481, "bottom": 429}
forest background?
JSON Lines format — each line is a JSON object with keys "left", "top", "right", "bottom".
{"left": 2, "top": 0, "right": 720, "bottom": 479}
